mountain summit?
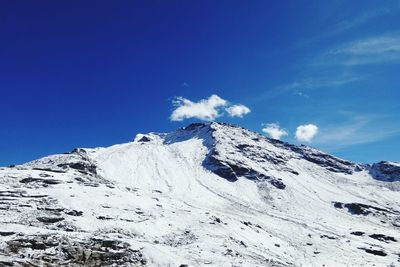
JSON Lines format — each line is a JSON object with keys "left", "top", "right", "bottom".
{"left": 0, "top": 122, "right": 399, "bottom": 266}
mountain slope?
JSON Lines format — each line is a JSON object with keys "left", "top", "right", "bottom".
{"left": 0, "top": 122, "right": 399, "bottom": 266}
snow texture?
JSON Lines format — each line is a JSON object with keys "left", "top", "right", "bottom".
{"left": 0, "top": 122, "right": 399, "bottom": 266}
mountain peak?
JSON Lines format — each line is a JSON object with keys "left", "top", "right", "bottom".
{"left": 0, "top": 122, "right": 399, "bottom": 266}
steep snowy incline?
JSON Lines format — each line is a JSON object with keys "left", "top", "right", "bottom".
{"left": 0, "top": 122, "right": 399, "bottom": 266}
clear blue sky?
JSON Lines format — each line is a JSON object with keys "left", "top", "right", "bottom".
{"left": 1, "top": 1, "right": 399, "bottom": 166}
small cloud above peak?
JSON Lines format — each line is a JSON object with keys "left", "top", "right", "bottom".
{"left": 262, "top": 123, "right": 288, "bottom": 140}
{"left": 295, "top": 124, "right": 319, "bottom": 142}
{"left": 170, "top": 94, "right": 227, "bottom": 121}
{"left": 170, "top": 94, "right": 250, "bottom": 122}
{"left": 226, "top": 104, "right": 251, "bottom": 118}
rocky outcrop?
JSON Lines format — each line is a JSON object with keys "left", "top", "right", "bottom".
{"left": 368, "top": 161, "right": 400, "bottom": 182}
{"left": 2, "top": 234, "right": 146, "bottom": 266}
{"left": 288, "top": 144, "right": 356, "bottom": 174}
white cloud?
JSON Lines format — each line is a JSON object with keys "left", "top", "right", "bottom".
{"left": 295, "top": 124, "right": 319, "bottom": 142}
{"left": 170, "top": 94, "right": 227, "bottom": 121}
{"left": 262, "top": 123, "right": 288, "bottom": 140}
{"left": 170, "top": 94, "right": 251, "bottom": 121}
{"left": 225, "top": 104, "right": 251, "bottom": 118}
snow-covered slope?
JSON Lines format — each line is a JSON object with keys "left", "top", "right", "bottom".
{"left": 0, "top": 122, "right": 399, "bottom": 266}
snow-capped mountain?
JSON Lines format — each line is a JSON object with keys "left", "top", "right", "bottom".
{"left": 0, "top": 122, "right": 399, "bottom": 266}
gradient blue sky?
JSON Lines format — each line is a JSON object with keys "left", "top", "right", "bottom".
{"left": 1, "top": 0, "right": 399, "bottom": 166}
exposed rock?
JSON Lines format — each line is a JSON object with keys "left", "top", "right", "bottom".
{"left": 320, "top": 234, "right": 337, "bottom": 240}
{"left": 333, "top": 202, "right": 392, "bottom": 216}
{"left": 368, "top": 161, "right": 400, "bottom": 182}
{"left": 32, "top": 167, "right": 66, "bottom": 173}
{"left": 205, "top": 151, "right": 286, "bottom": 189}
{"left": 58, "top": 162, "right": 97, "bottom": 176}
{"left": 66, "top": 210, "right": 83, "bottom": 216}
{"left": 369, "top": 234, "right": 397, "bottom": 243}
{"left": 1, "top": 122, "right": 399, "bottom": 266}
{"left": 37, "top": 217, "right": 65, "bottom": 223}
{"left": 359, "top": 248, "right": 387, "bottom": 257}
{"left": 288, "top": 145, "right": 356, "bottom": 174}
{"left": 350, "top": 231, "right": 365, "bottom": 236}
{"left": 2, "top": 234, "right": 146, "bottom": 266}
{"left": 163, "top": 230, "right": 197, "bottom": 247}
{"left": 138, "top": 136, "right": 151, "bottom": 142}
{"left": 0, "top": 231, "right": 15, "bottom": 236}
{"left": 20, "top": 177, "right": 62, "bottom": 185}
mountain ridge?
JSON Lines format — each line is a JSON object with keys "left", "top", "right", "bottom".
{"left": 0, "top": 122, "right": 399, "bottom": 266}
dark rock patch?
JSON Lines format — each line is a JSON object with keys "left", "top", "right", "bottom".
{"left": 333, "top": 202, "right": 391, "bottom": 216}
{"left": 37, "top": 217, "right": 65, "bottom": 223}
{"left": 241, "top": 221, "right": 252, "bottom": 227}
{"left": 7, "top": 235, "right": 58, "bottom": 252}
{"left": 368, "top": 161, "right": 400, "bottom": 182}
{"left": 66, "top": 210, "right": 83, "bottom": 216}
{"left": 320, "top": 234, "right": 337, "bottom": 240}
{"left": 289, "top": 145, "right": 355, "bottom": 174}
{"left": 369, "top": 234, "right": 397, "bottom": 242}
{"left": 0, "top": 231, "right": 15, "bottom": 236}
{"left": 350, "top": 231, "right": 365, "bottom": 236}
{"left": 57, "top": 162, "right": 97, "bottom": 176}
{"left": 97, "top": 215, "right": 113, "bottom": 220}
{"left": 359, "top": 248, "right": 387, "bottom": 256}
{"left": 333, "top": 202, "right": 343, "bottom": 209}
{"left": 20, "top": 177, "right": 62, "bottom": 185}
{"left": 32, "top": 167, "right": 66, "bottom": 173}
{"left": 224, "top": 248, "right": 240, "bottom": 257}
{"left": 0, "top": 190, "right": 26, "bottom": 198}
{"left": 137, "top": 136, "right": 151, "bottom": 142}
{"left": 37, "top": 206, "right": 65, "bottom": 213}
{"left": 205, "top": 152, "right": 286, "bottom": 189}
{"left": 3, "top": 235, "right": 147, "bottom": 266}
{"left": 210, "top": 216, "right": 222, "bottom": 224}
{"left": 83, "top": 182, "right": 100, "bottom": 187}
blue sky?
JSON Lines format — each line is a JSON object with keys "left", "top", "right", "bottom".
{"left": 1, "top": 0, "right": 399, "bottom": 165}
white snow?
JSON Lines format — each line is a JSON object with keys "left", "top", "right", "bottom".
{"left": 0, "top": 122, "right": 399, "bottom": 266}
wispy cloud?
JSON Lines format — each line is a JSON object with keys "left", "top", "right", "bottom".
{"left": 314, "top": 113, "right": 400, "bottom": 150}
{"left": 257, "top": 73, "right": 363, "bottom": 101}
{"left": 275, "top": 32, "right": 399, "bottom": 98}
{"left": 280, "top": 75, "right": 363, "bottom": 92}
{"left": 327, "top": 32, "right": 400, "bottom": 65}
{"left": 293, "top": 7, "right": 395, "bottom": 50}
{"left": 331, "top": 8, "right": 391, "bottom": 35}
